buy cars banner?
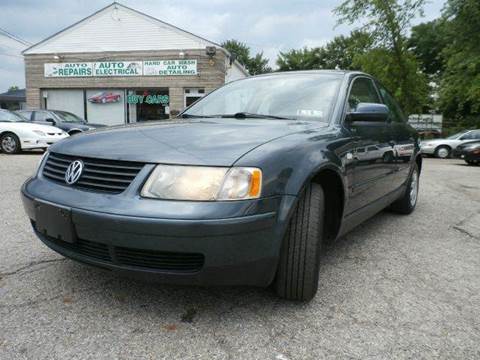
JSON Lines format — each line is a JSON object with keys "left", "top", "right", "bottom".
{"left": 44, "top": 60, "right": 197, "bottom": 77}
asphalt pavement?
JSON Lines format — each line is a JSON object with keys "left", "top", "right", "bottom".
{"left": 0, "top": 153, "right": 479, "bottom": 359}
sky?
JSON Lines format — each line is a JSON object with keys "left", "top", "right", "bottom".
{"left": 0, "top": 0, "right": 445, "bottom": 92}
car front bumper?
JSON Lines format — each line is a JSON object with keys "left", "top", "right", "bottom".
{"left": 21, "top": 135, "right": 69, "bottom": 149}
{"left": 21, "top": 176, "right": 295, "bottom": 287}
{"left": 420, "top": 144, "right": 436, "bottom": 155}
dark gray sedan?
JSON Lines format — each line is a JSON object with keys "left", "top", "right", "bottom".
{"left": 21, "top": 71, "right": 422, "bottom": 301}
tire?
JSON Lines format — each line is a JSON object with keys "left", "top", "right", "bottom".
{"left": 465, "top": 160, "right": 476, "bottom": 166}
{"left": 434, "top": 145, "right": 451, "bottom": 159}
{"left": 0, "top": 133, "right": 21, "bottom": 154}
{"left": 275, "top": 183, "right": 325, "bottom": 301}
{"left": 68, "top": 130, "right": 81, "bottom": 136}
{"left": 390, "top": 163, "right": 419, "bottom": 214}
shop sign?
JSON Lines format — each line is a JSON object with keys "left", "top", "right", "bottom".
{"left": 44, "top": 62, "right": 93, "bottom": 77}
{"left": 143, "top": 59, "right": 197, "bottom": 76}
{"left": 94, "top": 61, "right": 142, "bottom": 77}
{"left": 127, "top": 94, "right": 169, "bottom": 105}
{"left": 45, "top": 59, "right": 197, "bottom": 77}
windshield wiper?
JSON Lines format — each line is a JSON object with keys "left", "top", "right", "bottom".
{"left": 218, "top": 112, "right": 292, "bottom": 120}
{"left": 179, "top": 113, "right": 217, "bottom": 118}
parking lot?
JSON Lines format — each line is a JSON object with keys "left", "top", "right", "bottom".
{"left": 0, "top": 153, "right": 479, "bottom": 359}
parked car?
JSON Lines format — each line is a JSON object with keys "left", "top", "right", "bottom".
{"left": 420, "top": 129, "right": 480, "bottom": 158}
{"left": 17, "top": 110, "right": 105, "bottom": 135}
{"left": 21, "top": 71, "right": 422, "bottom": 301}
{"left": 0, "top": 109, "right": 68, "bottom": 154}
{"left": 88, "top": 91, "right": 121, "bottom": 104}
{"left": 453, "top": 140, "right": 480, "bottom": 165}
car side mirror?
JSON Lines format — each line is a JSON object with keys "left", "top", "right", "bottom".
{"left": 347, "top": 103, "right": 389, "bottom": 123}
{"left": 45, "top": 118, "right": 56, "bottom": 125}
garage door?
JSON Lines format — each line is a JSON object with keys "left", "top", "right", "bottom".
{"left": 86, "top": 89, "right": 125, "bottom": 126}
{"left": 43, "top": 90, "right": 84, "bottom": 119}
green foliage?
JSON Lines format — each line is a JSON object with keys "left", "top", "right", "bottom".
{"left": 221, "top": 39, "right": 272, "bottom": 76}
{"left": 408, "top": 19, "right": 448, "bottom": 76}
{"left": 276, "top": 31, "right": 373, "bottom": 71}
{"left": 276, "top": 47, "right": 323, "bottom": 71}
{"left": 438, "top": 0, "right": 480, "bottom": 125}
{"left": 334, "top": 0, "right": 428, "bottom": 114}
{"left": 8, "top": 85, "right": 19, "bottom": 92}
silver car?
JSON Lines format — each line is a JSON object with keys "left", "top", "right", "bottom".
{"left": 421, "top": 129, "right": 480, "bottom": 158}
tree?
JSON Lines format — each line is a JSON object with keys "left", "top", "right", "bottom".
{"left": 438, "top": 0, "right": 480, "bottom": 129}
{"left": 221, "top": 39, "right": 272, "bottom": 75}
{"left": 334, "top": 0, "right": 429, "bottom": 114}
{"left": 8, "top": 85, "right": 19, "bottom": 92}
{"left": 276, "top": 47, "right": 323, "bottom": 71}
{"left": 408, "top": 19, "right": 448, "bottom": 76}
{"left": 276, "top": 31, "right": 373, "bottom": 71}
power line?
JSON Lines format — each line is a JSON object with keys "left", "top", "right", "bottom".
{"left": 0, "top": 27, "right": 31, "bottom": 46}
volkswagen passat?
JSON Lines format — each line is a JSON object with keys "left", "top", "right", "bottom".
{"left": 22, "top": 71, "right": 422, "bottom": 301}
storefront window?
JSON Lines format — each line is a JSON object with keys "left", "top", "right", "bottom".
{"left": 127, "top": 89, "right": 169, "bottom": 122}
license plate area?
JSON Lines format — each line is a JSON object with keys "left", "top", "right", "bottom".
{"left": 35, "top": 200, "right": 76, "bottom": 243}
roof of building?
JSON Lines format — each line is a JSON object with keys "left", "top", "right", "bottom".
{"left": 22, "top": 2, "right": 247, "bottom": 75}
{"left": 0, "top": 88, "right": 26, "bottom": 102}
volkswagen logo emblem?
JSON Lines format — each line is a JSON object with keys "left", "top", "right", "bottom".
{"left": 65, "top": 160, "right": 84, "bottom": 185}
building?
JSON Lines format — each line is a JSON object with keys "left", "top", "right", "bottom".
{"left": 22, "top": 2, "right": 247, "bottom": 125}
{"left": 0, "top": 88, "right": 26, "bottom": 110}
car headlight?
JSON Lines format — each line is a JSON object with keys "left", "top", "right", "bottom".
{"left": 33, "top": 130, "right": 46, "bottom": 136}
{"left": 141, "top": 165, "right": 262, "bottom": 201}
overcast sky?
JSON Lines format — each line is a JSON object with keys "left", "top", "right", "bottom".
{"left": 0, "top": 0, "right": 445, "bottom": 92}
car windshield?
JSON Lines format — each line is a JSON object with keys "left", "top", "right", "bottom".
{"left": 0, "top": 109, "right": 27, "bottom": 122}
{"left": 447, "top": 131, "right": 468, "bottom": 139}
{"left": 182, "top": 73, "right": 343, "bottom": 122}
{"left": 55, "top": 111, "right": 86, "bottom": 123}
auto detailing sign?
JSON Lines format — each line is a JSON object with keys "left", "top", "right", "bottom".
{"left": 143, "top": 60, "right": 197, "bottom": 76}
{"left": 44, "top": 59, "right": 197, "bottom": 77}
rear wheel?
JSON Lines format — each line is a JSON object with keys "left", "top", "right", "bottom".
{"left": 390, "top": 163, "right": 419, "bottom": 214}
{"left": 434, "top": 146, "right": 451, "bottom": 159}
{"left": 275, "top": 183, "right": 325, "bottom": 301}
{"left": 0, "top": 133, "right": 20, "bottom": 154}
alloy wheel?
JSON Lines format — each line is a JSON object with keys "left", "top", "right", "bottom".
{"left": 1, "top": 136, "right": 17, "bottom": 153}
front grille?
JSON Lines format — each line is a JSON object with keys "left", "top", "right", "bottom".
{"left": 42, "top": 152, "right": 144, "bottom": 194}
{"left": 38, "top": 227, "right": 204, "bottom": 273}
{"left": 116, "top": 247, "right": 205, "bottom": 272}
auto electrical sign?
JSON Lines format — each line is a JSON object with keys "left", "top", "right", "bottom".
{"left": 44, "top": 60, "right": 197, "bottom": 77}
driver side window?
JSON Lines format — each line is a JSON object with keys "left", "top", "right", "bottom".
{"left": 34, "top": 111, "right": 52, "bottom": 122}
{"left": 348, "top": 77, "right": 381, "bottom": 111}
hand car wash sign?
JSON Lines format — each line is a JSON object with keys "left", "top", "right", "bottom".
{"left": 44, "top": 60, "right": 197, "bottom": 77}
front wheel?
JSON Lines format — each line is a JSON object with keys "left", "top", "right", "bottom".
{"left": 0, "top": 133, "right": 21, "bottom": 154}
{"left": 434, "top": 146, "right": 451, "bottom": 159}
{"left": 390, "top": 163, "right": 419, "bottom": 214}
{"left": 274, "top": 183, "right": 325, "bottom": 301}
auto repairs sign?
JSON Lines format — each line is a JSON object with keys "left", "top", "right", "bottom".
{"left": 143, "top": 59, "right": 197, "bottom": 76}
{"left": 44, "top": 59, "right": 197, "bottom": 77}
{"left": 44, "top": 62, "right": 93, "bottom": 77}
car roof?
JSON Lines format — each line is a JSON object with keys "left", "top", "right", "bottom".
{"left": 247, "top": 69, "right": 367, "bottom": 80}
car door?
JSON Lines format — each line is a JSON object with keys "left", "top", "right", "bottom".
{"left": 459, "top": 130, "right": 480, "bottom": 144}
{"left": 345, "top": 77, "right": 398, "bottom": 213}
{"left": 376, "top": 83, "right": 417, "bottom": 187}
{"left": 33, "top": 111, "right": 56, "bottom": 126}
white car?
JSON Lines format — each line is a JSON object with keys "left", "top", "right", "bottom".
{"left": 0, "top": 109, "right": 69, "bottom": 154}
{"left": 421, "top": 129, "right": 480, "bottom": 158}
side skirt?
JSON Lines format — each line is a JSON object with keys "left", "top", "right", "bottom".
{"left": 337, "top": 185, "right": 406, "bottom": 238}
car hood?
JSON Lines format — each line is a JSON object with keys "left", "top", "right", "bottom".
{"left": 3, "top": 122, "right": 64, "bottom": 133}
{"left": 61, "top": 122, "right": 103, "bottom": 130}
{"left": 49, "top": 118, "right": 325, "bottom": 165}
